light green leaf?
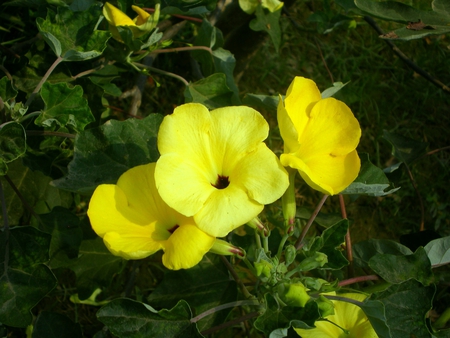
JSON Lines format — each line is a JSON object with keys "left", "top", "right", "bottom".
{"left": 0, "top": 122, "right": 26, "bottom": 175}
{"left": 424, "top": 236, "right": 450, "bottom": 267}
{"left": 51, "top": 114, "right": 162, "bottom": 194}
{"left": 321, "top": 81, "right": 348, "bottom": 99}
{"left": 35, "top": 82, "right": 94, "bottom": 133}
{"left": 97, "top": 299, "right": 203, "bottom": 337}
{"left": 184, "top": 73, "right": 234, "bottom": 109}
{"left": 249, "top": 5, "right": 282, "bottom": 52}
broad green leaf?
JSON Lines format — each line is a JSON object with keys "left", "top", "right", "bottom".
{"left": 36, "top": 5, "right": 110, "bottom": 61}
{"left": 32, "top": 312, "right": 83, "bottom": 338}
{"left": 309, "top": 219, "right": 349, "bottom": 270}
{"left": 0, "top": 122, "right": 26, "bottom": 175}
{"left": 67, "top": 238, "right": 126, "bottom": 299}
{"left": 369, "top": 247, "right": 433, "bottom": 285}
{"left": 353, "top": 239, "right": 413, "bottom": 269}
{"left": 35, "top": 82, "right": 94, "bottom": 133}
{"left": 97, "top": 299, "right": 202, "bottom": 337}
{"left": 212, "top": 48, "right": 240, "bottom": 104}
{"left": 383, "top": 130, "right": 428, "bottom": 165}
{"left": 321, "top": 81, "right": 348, "bottom": 99}
{"left": 342, "top": 153, "right": 400, "bottom": 196}
{"left": 52, "top": 114, "right": 163, "bottom": 194}
{"left": 184, "top": 73, "right": 234, "bottom": 109}
{"left": 0, "top": 227, "right": 57, "bottom": 327}
{"left": 38, "top": 207, "right": 83, "bottom": 265}
{"left": 371, "top": 280, "right": 435, "bottom": 338}
{"left": 0, "top": 160, "right": 72, "bottom": 226}
{"left": 380, "top": 26, "right": 450, "bottom": 41}
{"left": 242, "top": 94, "right": 279, "bottom": 114}
{"left": 89, "top": 65, "right": 123, "bottom": 97}
{"left": 0, "top": 76, "right": 17, "bottom": 102}
{"left": 254, "top": 293, "right": 318, "bottom": 335}
{"left": 147, "top": 254, "right": 237, "bottom": 331}
{"left": 424, "top": 236, "right": 450, "bottom": 267}
{"left": 249, "top": 5, "right": 282, "bottom": 52}
{"left": 360, "top": 299, "right": 391, "bottom": 338}
{"left": 160, "top": 0, "right": 217, "bottom": 15}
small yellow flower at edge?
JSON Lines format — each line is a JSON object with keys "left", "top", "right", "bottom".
{"left": 103, "top": 2, "right": 158, "bottom": 42}
{"left": 87, "top": 163, "right": 215, "bottom": 270}
{"left": 155, "top": 103, "right": 289, "bottom": 238}
{"left": 295, "top": 293, "right": 377, "bottom": 338}
{"left": 278, "top": 77, "right": 361, "bottom": 195}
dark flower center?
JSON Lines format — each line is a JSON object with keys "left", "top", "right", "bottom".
{"left": 212, "top": 175, "right": 230, "bottom": 189}
{"left": 168, "top": 225, "right": 179, "bottom": 234}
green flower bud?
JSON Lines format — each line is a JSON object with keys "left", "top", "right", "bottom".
{"left": 255, "top": 260, "right": 273, "bottom": 278}
{"left": 282, "top": 282, "right": 310, "bottom": 307}
{"left": 297, "top": 252, "right": 328, "bottom": 271}
{"left": 284, "top": 245, "right": 297, "bottom": 267}
{"left": 315, "top": 295, "right": 335, "bottom": 317}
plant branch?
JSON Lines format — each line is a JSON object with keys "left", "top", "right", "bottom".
{"left": 364, "top": 16, "right": 450, "bottom": 95}
{"left": 323, "top": 294, "right": 364, "bottom": 307}
{"left": 200, "top": 311, "right": 260, "bottom": 336}
{"left": 26, "top": 130, "right": 76, "bottom": 139}
{"left": 338, "top": 275, "right": 380, "bottom": 287}
{"left": 190, "top": 300, "right": 260, "bottom": 323}
{"left": 220, "top": 256, "right": 253, "bottom": 299}
{"left": 25, "top": 56, "right": 64, "bottom": 107}
{"left": 295, "top": 194, "right": 328, "bottom": 250}
{"left": 133, "top": 63, "right": 189, "bottom": 87}
{"left": 339, "top": 194, "right": 354, "bottom": 278}
{"left": 314, "top": 38, "right": 334, "bottom": 83}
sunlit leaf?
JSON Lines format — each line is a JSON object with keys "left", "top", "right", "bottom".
{"left": 184, "top": 73, "right": 234, "bottom": 109}
{"left": 52, "top": 114, "right": 163, "bottom": 194}
{"left": 97, "top": 299, "right": 202, "bottom": 337}
{"left": 249, "top": 5, "right": 282, "bottom": 52}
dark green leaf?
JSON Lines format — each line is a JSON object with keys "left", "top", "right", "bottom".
{"left": 309, "top": 219, "right": 349, "bottom": 270}
{"left": 52, "top": 114, "right": 163, "bottom": 194}
{"left": 89, "top": 65, "right": 123, "bottom": 97}
{"left": 64, "top": 238, "right": 126, "bottom": 299}
{"left": 69, "top": 0, "right": 96, "bottom": 11}
{"left": 0, "top": 227, "right": 56, "bottom": 327}
{"left": 353, "top": 239, "right": 413, "bottom": 269}
{"left": 184, "top": 73, "right": 234, "bottom": 109}
{"left": 424, "top": 236, "right": 450, "bottom": 267}
{"left": 254, "top": 293, "right": 319, "bottom": 336}
{"left": 0, "top": 122, "right": 26, "bottom": 175}
{"left": 32, "top": 312, "right": 83, "bottom": 338}
{"left": 36, "top": 5, "right": 110, "bottom": 61}
{"left": 212, "top": 49, "right": 240, "bottom": 104}
{"left": 97, "top": 299, "right": 202, "bottom": 337}
{"left": 160, "top": 0, "right": 217, "bottom": 15}
{"left": 371, "top": 280, "right": 435, "bottom": 338}
{"left": 383, "top": 130, "right": 428, "bottom": 165}
{"left": 342, "top": 153, "right": 400, "bottom": 196}
{"left": 249, "top": 5, "right": 282, "bottom": 52}
{"left": 0, "top": 76, "right": 18, "bottom": 102}
{"left": 369, "top": 247, "right": 433, "bottom": 285}
{"left": 360, "top": 299, "right": 391, "bottom": 338}
{"left": 381, "top": 26, "right": 450, "bottom": 41}
{"left": 147, "top": 254, "right": 237, "bottom": 331}
{"left": 242, "top": 94, "right": 279, "bottom": 114}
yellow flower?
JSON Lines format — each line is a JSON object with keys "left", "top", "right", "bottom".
{"left": 295, "top": 293, "right": 377, "bottom": 338}
{"left": 87, "top": 163, "right": 215, "bottom": 270}
{"left": 102, "top": 2, "right": 158, "bottom": 42}
{"left": 278, "top": 77, "right": 361, "bottom": 195}
{"left": 155, "top": 103, "right": 289, "bottom": 238}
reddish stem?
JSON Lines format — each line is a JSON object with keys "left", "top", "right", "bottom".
{"left": 338, "top": 275, "right": 379, "bottom": 287}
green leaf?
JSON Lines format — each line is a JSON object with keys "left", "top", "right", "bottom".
{"left": 212, "top": 48, "right": 240, "bottom": 105}
{"left": 35, "top": 82, "right": 94, "bottom": 133}
{"left": 371, "top": 280, "right": 435, "bottom": 338}
{"left": 67, "top": 238, "right": 126, "bottom": 299}
{"left": 0, "top": 227, "right": 57, "bottom": 327}
{"left": 160, "top": 0, "right": 217, "bottom": 15}
{"left": 321, "top": 81, "right": 348, "bottom": 99}
{"left": 38, "top": 207, "right": 83, "bottom": 265}
{"left": 309, "top": 219, "right": 349, "bottom": 270}
{"left": 359, "top": 299, "right": 391, "bottom": 338}
{"left": 369, "top": 247, "right": 433, "bottom": 285}
{"left": 0, "top": 122, "right": 26, "bottom": 175}
{"left": 254, "top": 293, "right": 318, "bottom": 336}
{"left": 342, "top": 153, "right": 400, "bottom": 196}
{"left": 383, "top": 130, "right": 428, "bottom": 165}
{"left": 89, "top": 65, "right": 123, "bottom": 97}
{"left": 52, "top": 114, "right": 163, "bottom": 194}
{"left": 249, "top": 5, "right": 282, "bottom": 52}
{"left": 36, "top": 5, "right": 110, "bottom": 61}
{"left": 0, "top": 76, "right": 18, "bottom": 102}
{"left": 97, "top": 299, "right": 202, "bottom": 337}
{"left": 184, "top": 73, "right": 234, "bottom": 109}
{"left": 424, "top": 236, "right": 450, "bottom": 267}
{"left": 147, "top": 254, "right": 237, "bottom": 331}
{"left": 353, "top": 239, "right": 413, "bottom": 269}
{"left": 242, "top": 94, "right": 279, "bottom": 114}
{"left": 32, "top": 312, "right": 83, "bottom": 338}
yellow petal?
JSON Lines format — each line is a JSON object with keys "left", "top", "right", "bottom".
{"left": 277, "top": 96, "right": 299, "bottom": 154}
{"left": 103, "top": 2, "right": 135, "bottom": 27}
{"left": 131, "top": 5, "right": 150, "bottom": 25}
{"left": 194, "top": 184, "right": 263, "bottom": 237}
{"left": 103, "top": 229, "right": 162, "bottom": 260}
{"left": 284, "top": 77, "right": 321, "bottom": 137}
{"left": 231, "top": 143, "right": 288, "bottom": 204}
{"left": 162, "top": 224, "right": 215, "bottom": 270}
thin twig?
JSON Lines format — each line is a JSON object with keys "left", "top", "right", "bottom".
{"left": 314, "top": 38, "right": 334, "bottom": 83}
{"left": 144, "top": 46, "right": 212, "bottom": 54}
{"left": 338, "top": 275, "right": 380, "bottom": 287}
{"left": 364, "top": 16, "right": 450, "bottom": 95}
{"left": 200, "top": 311, "right": 260, "bottom": 336}
{"left": 295, "top": 194, "right": 329, "bottom": 250}
{"left": 26, "top": 130, "right": 76, "bottom": 139}
{"left": 134, "top": 63, "right": 189, "bottom": 86}
{"left": 339, "top": 194, "right": 354, "bottom": 278}
{"left": 220, "top": 256, "right": 253, "bottom": 299}
{"left": 190, "top": 300, "right": 260, "bottom": 323}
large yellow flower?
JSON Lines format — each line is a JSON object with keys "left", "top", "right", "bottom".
{"left": 278, "top": 77, "right": 361, "bottom": 195}
{"left": 155, "top": 103, "right": 289, "bottom": 238}
{"left": 103, "top": 2, "right": 158, "bottom": 42}
{"left": 295, "top": 293, "right": 377, "bottom": 338}
{"left": 87, "top": 163, "right": 215, "bottom": 270}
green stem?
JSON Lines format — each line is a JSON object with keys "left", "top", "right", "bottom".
{"left": 281, "top": 168, "right": 297, "bottom": 228}
{"left": 132, "top": 62, "right": 189, "bottom": 86}
{"left": 25, "top": 55, "right": 64, "bottom": 107}
{"left": 262, "top": 235, "right": 269, "bottom": 253}
{"left": 255, "top": 231, "right": 262, "bottom": 250}
{"left": 190, "top": 300, "right": 260, "bottom": 323}
{"left": 294, "top": 194, "right": 328, "bottom": 250}
{"left": 26, "top": 130, "right": 76, "bottom": 139}
{"left": 434, "top": 307, "right": 450, "bottom": 329}
{"left": 276, "top": 233, "right": 290, "bottom": 260}
{"left": 220, "top": 256, "right": 253, "bottom": 299}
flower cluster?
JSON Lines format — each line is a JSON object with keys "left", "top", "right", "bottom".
{"left": 87, "top": 77, "right": 362, "bottom": 270}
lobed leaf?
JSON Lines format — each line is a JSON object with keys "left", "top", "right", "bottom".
{"left": 424, "top": 236, "right": 450, "bottom": 267}
{"left": 0, "top": 122, "right": 26, "bottom": 175}
{"left": 184, "top": 73, "right": 234, "bottom": 109}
